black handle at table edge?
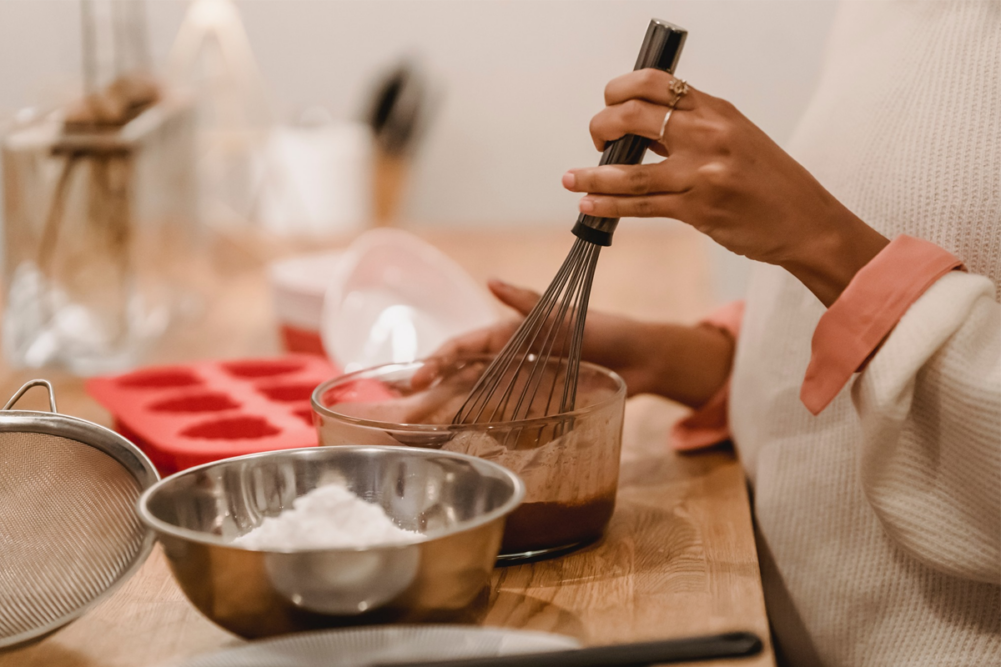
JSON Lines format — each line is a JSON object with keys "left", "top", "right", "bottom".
{"left": 370, "top": 630, "right": 763, "bottom": 667}
{"left": 572, "top": 18, "right": 688, "bottom": 247}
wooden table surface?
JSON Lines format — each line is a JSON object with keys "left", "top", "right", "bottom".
{"left": 0, "top": 224, "right": 774, "bottom": 666}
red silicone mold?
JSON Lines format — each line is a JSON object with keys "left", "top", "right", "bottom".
{"left": 86, "top": 355, "right": 339, "bottom": 474}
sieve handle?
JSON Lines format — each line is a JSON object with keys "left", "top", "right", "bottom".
{"left": 571, "top": 19, "right": 687, "bottom": 247}
{"left": 3, "top": 379, "right": 58, "bottom": 413}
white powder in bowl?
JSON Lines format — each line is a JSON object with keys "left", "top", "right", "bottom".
{"left": 232, "top": 483, "right": 422, "bottom": 550}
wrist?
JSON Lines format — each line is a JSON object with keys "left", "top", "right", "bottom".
{"left": 639, "top": 322, "right": 735, "bottom": 408}
{"left": 631, "top": 322, "right": 671, "bottom": 397}
{"left": 784, "top": 207, "right": 889, "bottom": 307}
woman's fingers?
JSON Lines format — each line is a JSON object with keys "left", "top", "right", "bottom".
{"left": 415, "top": 279, "right": 539, "bottom": 389}
{"left": 592, "top": 70, "right": 705, "bottom": 152}
{"left": 562, "top": 161, "right": 691, "bottom": 196}
{"left": 577, "top": 193, "right": 685, "bottom": 219}
{"left": 604, "top": 69, "right": 700, "bottom": 110}
{"left": 589, "top": 99, "right": 675, "bottom": 150}
{"left": 487, "top": 279, "right": 540, "bottom": 316}
{"left": 435, "top": 323, "right": 517, "bottom": 365}
{"left": 589, "top": 99, "right": 696, "bottom": 153}
{"left": 411, "top": 321, "right": 519, "bottom": 389}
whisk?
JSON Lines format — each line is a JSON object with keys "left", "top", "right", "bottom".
{"left": 454, "top": 19, "right": 687, "bottom": 426}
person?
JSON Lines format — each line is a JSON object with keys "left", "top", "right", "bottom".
{"left": 418, "top": 1, "right": 1000, "bottom": 664}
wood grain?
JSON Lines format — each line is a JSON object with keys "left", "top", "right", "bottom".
{"left": 0, "top": 224, "right": 773, "bottom": 666}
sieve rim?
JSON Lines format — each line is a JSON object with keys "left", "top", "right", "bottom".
{"left": 0, "top": 409, "right": 160, "bottom": 649}
{"left": 0, "top": 411, "right": 160, "bottom": 487}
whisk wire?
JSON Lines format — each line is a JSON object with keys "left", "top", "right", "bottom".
{"left": 454, "top": 238, "right": 603, "bottom": 428}
{"left": 454, "top": 239, "right": 583, "bottom": 423}
{"left": 564, "top": 245, "right": 592, "bottom": 396}
{"left": 540, "top": 240, "right": 599, "bottom": 418}
{"left": 563, "top": 243, "right": 599, "bottom": 412}
{"left": 507, "top": 241, "right": 588, "bottom": 421}
{"left": 486, "top": 241, "right": 585, "bottom": 422}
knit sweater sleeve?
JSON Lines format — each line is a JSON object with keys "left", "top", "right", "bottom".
{"left": 852, "top": 269, "right": 1001, "bottom": 584}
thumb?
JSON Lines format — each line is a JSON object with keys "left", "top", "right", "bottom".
{"left": 487, "top": 278, "right": 540, "bottom": 316}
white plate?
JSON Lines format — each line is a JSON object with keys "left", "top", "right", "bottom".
{"left": 173, "top": 625, "right": 581, "bottom": 667}
{"left": 322, "top": 229, "right": 498, "bottom": 373}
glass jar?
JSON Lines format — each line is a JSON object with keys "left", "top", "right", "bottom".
{"left": 311, "top": 356, "right": 626, "bottom": 562}
{"left": 2, "top": 98, "right": 197, "bottom": 374}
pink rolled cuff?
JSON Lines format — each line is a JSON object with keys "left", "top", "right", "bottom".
{"left": 670, "top": 301, "right": 744, "bottom": 451}
{"left": 800, "top": 235, "right": 965, "bottom": 415}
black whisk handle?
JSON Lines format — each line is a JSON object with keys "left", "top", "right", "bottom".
{"left": 572, "top": 19, "right": 687, "bottom": 247}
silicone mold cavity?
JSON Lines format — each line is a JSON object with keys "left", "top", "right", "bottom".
{"left": 293, "top": 408, "right": 315, "bottom": 427}
{"left": 257, "top": 382, "right": 318, "bottom": 403}
{"left": 222, "top": 360, "right": 303, "bottom": 379}
{"left": 118, "top": 369, "right": 202, "bottom": 389}
{"left": 149, "top": 393, "right": 239, "bottom": 414}
{"left": 181, "top": 416, "right": 281, "bottom": 440}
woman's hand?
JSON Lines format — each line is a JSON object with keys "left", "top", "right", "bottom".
{"left": 564, "top": 69, "right": 889, "bottom": 306}
{"left": 413, "top": 278, "right": 736, "bottom": 408}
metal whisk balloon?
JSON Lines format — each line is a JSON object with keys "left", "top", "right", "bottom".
{"left": 454, "top": 19, "right": 688, "bottom": 426}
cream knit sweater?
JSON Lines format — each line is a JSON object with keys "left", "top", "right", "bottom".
{"left": 728, "top": 1, "right": 1000, "bottom": 665}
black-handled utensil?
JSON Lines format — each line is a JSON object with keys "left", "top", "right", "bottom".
{"left": 366, "top": 61, "right": 426, "bottom": 157}
{"left": 571, "top": 19, "right": 687, "bottom": 248}
{"left": 373, "top": 631, "right": 763, "bottom": 667}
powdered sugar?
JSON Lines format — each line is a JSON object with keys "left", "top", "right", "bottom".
{"left": 232, "top": 483, "right": 421, "bottom": 550}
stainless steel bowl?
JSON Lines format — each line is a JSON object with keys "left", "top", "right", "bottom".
{"left": 137, "top": 446, "right": 524, "bottom": 638}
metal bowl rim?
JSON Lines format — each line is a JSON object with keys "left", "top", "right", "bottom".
{"left": 311, "top": 355, "right": 627, "bottom": 432}
{"left": 136, "top": 445, "right": 526, "bottom": 553}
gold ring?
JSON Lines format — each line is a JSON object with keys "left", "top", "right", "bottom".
{"left": 667, "top": 78, "right": 690, "bottom": 108}
{"left": 657, "top": 107, "right": 675, "bottom": 145}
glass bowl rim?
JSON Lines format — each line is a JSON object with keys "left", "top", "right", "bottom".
{"left": 310, "top": 355, "right": 627, "bottom": 432}
{"left": 136, "top": 445, "right": 526, "bottom": 553}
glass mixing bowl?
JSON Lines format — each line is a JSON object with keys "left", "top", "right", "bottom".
{"left": 311, "top": 356, "right": 626, "bottom": 561}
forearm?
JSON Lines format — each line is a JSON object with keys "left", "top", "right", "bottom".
{"left": 633, "top": 321, "right": 735, "bottom": 408}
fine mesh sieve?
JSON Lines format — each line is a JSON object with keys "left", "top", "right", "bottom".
{"left": 0, "top": 379, "right": 159, "bottom": 649}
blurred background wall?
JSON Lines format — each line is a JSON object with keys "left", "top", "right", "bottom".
{"left": 0, "top": 0, "right": 839, "bottom": 299}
